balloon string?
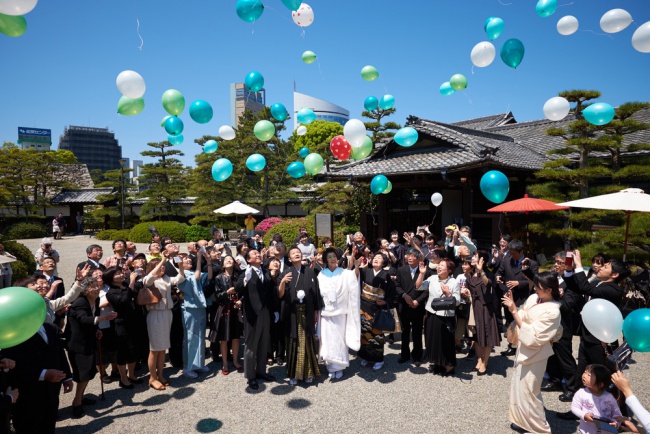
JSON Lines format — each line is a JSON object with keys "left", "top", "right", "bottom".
{"left": 497, "top": 0, "right": 513, "bottom": 5}
{"left": 462, "top": 91, "right": 473, "bottom": 105}
{"left": 471, "top": 64, "right": 476, "bottom": 75}
{"left": 380, "top": 77, "right": 388, "bottom": 95}
{"left": 429, "top": 206, "right": 438, "bottom": 227}
{"left": 579, "top": 29, "right": 614, "bottom": 39}
{"left": 136, "top": 18, "right": 144, "bottom": 50}
{"left": 300, "top": 29, "right": 306, "bottom": 38}
{"left": 557, "top": 2, "right": 574, "bottom": 9}
{"left": 317, "top": 59, "right": 325, "bottom": 81}
{"left": 266, "top": 5, "right": 295, "bottom": 24}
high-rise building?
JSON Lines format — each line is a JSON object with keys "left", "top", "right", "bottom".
{"left": 230, "top": 83, "right": 266, "bottom": 127}
{"left": 293, "top": 92, "right": 349, "bottom": 131}
{"left": 58, "top": 126, "right": 123, "bottom": 173}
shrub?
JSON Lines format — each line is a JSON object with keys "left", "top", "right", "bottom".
{"left": 128, "top": 221, "right": 188, "bottom": 243}
{"left": 255, "top": 217, "right": 285, "bottom": 233}
{"left": 185, "top": 225, "right": 212, "bottom": 242}
{"left": 0, "top": 240, "right": 36, "bottom": 284}
{"left": 5, "top": 222, "right": 49, "bottom": 239}
{"left": 95, "top": 229, "right": 130, "bottom": 241}
{"left": 95, "top": 229, "right": 116, "bottom": 240}
{"left": 262, "top": 217, "right": 345, "bottom": 249}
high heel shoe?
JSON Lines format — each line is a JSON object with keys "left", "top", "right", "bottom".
{"left": 476, "top": 370, "right": 488, "bottom": 376}
{"left": 234, "top": 364, "right": 244, "bottom": 373}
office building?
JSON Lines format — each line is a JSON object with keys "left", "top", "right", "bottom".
{"left": 293, "top": 92, "right": 349, "bottom": 130}
{"left": 18, "top": 127, "right": 52, "bottom": 151}
{"left": 58, "top": 126, "right": 123, "bottom": 173}
{"left": 230, "top": 83, "right": 266, "bottom": 127}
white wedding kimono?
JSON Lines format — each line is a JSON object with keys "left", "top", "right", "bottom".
{"left": 317, "top": 267, "right": 361, "bottom": 373}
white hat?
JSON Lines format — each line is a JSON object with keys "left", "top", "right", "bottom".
{"left": 41, "top": 237, "right": 53, "bottom": 245}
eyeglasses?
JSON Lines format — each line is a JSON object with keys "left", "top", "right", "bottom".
{"left": 554, "top": 260, "right": 564, "bottom": 265}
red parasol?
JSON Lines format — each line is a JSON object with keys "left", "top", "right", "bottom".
{"left": 487, "top": 194, "right": 569, "bottom": 213}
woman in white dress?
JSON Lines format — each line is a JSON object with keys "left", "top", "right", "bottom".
{"left": 317, "top": 247, "right": 361, "bottom": 380}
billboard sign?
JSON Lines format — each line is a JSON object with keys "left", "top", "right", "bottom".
{"left": 18, "top": 127, "right": 52, "bottom": 150}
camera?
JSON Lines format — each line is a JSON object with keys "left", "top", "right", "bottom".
{"left": 565, "top": 251, "right": 574, "bottom": 267}
{"left": 606, "top": 342, "right": 633, "bottom": 372}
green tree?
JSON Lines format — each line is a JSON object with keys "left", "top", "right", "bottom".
{"left": 88, "top": 167, "right": 134, "bottom": 229}
{"left": 362, "top": 106, "right": 401, "bottom": 144}
{"left": 291, "top": 120, "right": 343, "bottom": 171}
{"left": 303, "top": 180, "right": 374, "bottom": 228}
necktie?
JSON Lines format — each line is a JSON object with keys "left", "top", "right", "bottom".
{"left": 257, "top": 268, "right": 263, "bottom": 283}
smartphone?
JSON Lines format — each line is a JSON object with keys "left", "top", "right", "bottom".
{"left": 134, "top": 269, "right": 143, "bottom": 276}
{"left": 200, "top": 246, "right": 206, "bottom": 253}
{"left": 565, "top": 251, "right": 574, "bottom": 266}
{"left": 174, "top": 257, "right": 182, "bottom": 263}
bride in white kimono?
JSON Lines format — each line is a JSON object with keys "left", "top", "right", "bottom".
{"left": 317, "top": 247, "right": 361, "bottom": 380}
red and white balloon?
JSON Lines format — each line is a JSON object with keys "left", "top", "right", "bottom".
{"left": 330, "top": 135, "right": 351, "bottom": 161}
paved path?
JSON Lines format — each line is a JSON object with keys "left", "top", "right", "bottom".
{"left": 13, "top": 236, "right": 650, "bottom": 433}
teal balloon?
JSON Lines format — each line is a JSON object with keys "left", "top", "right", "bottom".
{"left": 296, "top": 108, "right": 316, "bottom": 125}
{"left": 623, "top": 308, "right": 650, "bottom": 352}
{"left": 281, "top": 0, "right": 301, "bottom": 11}
{"left": 236, "top": 0, "right": 264, "bottom": 22}
{"left": 244, "top": 70, "right": 265, "bottom": 92}
{"left": 246, "top": 153, "right": 266, "bottom": 172}
{"left": 164, "top": 116, "right": 184, "bottom": 136}
{"left": 379, "top": 94, "right": 395, "bottom": 110}
{"left": 364, "top": 96, "right": 379, "bottom": 111}
{"left": 270, "top": 103, "right": 288, "bottom": 121}
{"left": 394, "top": 127, "right": 418, "bottom": 147}
{"left": 439, "top": 82, "right": 456, "bottom": 96}
{"left": 370, "top": 174, "right": 389, "bottom": 195}
{"left": 484, "top": 16, "right": 504, "bottom": 41}
{"left": 203, "top": 140, "right": 218, "bottom": 154}
{"left": 299, "top": 147, "right": 310, "bottom": 158}
{"left": 536, "top": 0, "right": 557, "bottom": 18}
{"left": 168, "top": 134, "right": 184, "bottom": 145}
{"left": 500, "top": 38, "right": 525, "bottom": 69}
{"left": 189, "top": 100, "right": 213, "bottom": 124}
{"left": 480, "top": 170, "right": 510, "bottom": 203}
{"left": 212, "top": 158, "right": 233, "bottom": 182}
{"left": 117, "top": 96, "right": 144, "bottom": 116}
{"left": 382, "top": 180, "right": 393, "bottom": 194}
{"left": 582, "top": 103, "right": 615, "bottom": 126}
{"left": 0, "top": 286, "right": 47, "bottom": 349}
{"left": 287, "top": 161, "right": 306, "bottom": 178}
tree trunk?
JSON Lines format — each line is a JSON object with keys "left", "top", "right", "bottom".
{"left": 579, "top": 148, "right": 589, "bottom": 198}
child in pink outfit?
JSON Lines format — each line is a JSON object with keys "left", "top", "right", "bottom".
{"left": 571, "top": 364, "right": 623, "bottom": 434}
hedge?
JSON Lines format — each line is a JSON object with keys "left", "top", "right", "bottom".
{"left": 185, "top": 225, "right": 212, "bottom": 242}
{"left": 5, "top": 222, "right": 49, "bottom": 240}
{"left": 95, "top": 229, "right": 131, "bottom": 241}
{"left": 263, "top": 217, "right": 346, "bottom": 249}
{"left": 128, "top": 221, "right": 189, "bottom": 243}
{"left": 0, "top": 239, "right": 36, "bottom": 284}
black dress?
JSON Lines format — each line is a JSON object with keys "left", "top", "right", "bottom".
{"left": 210, "top": 272, "right": 243, "bottom": 342}
{"left": 467, "top": 274, "right": 501, "bottom": 348}
{"left": 106, "top": 283, "right": 139, "bottom": 365}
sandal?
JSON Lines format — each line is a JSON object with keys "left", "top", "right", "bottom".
{"left": 160, "top": 378, "right": 170, "bottom": 387}
{"left": 149, "top": 380, "right": 166, "bottom": 391}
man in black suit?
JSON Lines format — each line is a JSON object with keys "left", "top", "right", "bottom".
{"left": 235, "top": 249, "right": 278, "bottom": 390}
{"left": 264, "top": 242, "right": 291, "bottom": 364}
{"left": 395, "top": 248, "right": 431, "bottom": 364}
{"left": 496, "top": 239, "right": 539, "bottom": 356}
{"left": 3, "top": 321, "right": 73, "bottom": 434}
{"left": 76, "top": 244, "right": 105, "bottom": 272}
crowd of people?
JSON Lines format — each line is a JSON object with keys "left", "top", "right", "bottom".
{"left": 0, "top": 224, "right": 649, "bottom": 434}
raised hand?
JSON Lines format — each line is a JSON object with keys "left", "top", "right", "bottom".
{"left": 418, "top": 261, "right": 427, "bottom": 274}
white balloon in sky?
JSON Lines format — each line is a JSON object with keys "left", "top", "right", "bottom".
{"left": 631, "top": 21, "right": 650, "bottom": 53}
{"left": 600, "top": 9, "right": 633, "bottom": 34}
{"left": 470, "top": 41, "right": 496, "bottom": 67}
{"left": 296, "top": 125, "right": 307, "bottom": 136}
{"left": 556, "top": 15, "right": 579, "bottom": 36}
{"left": 218, "top": 125, "right": 236, "bottom": 140}
{"left": 543, "top": 97, "right": 570, "bottom": 121}
{"left": 343, "top": 119, "right": 367, "bottom": 148}
{"left": 291, "top": 3, "right": 314, "bottom": 27}
{"left": 0, "top": 0, "right": 38, "bottom": 15}
{"left": 116, "top": 70, "right": 146, "bottom": 98}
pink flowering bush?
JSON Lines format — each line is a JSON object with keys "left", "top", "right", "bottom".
{"left": 255, "top": 217, "right": 285, "bottom": 233}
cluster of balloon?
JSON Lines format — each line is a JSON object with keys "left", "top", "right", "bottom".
{"left": 304, "top": 153, "right": 324, "bottom": 175}
{"left": 189, "top": 100, "right": 213, "bottom": 124}
{"left": 470, "top": 41, "right": 496, "bottom": 68}
{"left": 364, "top": 96, "right": 379, "bottom": 111}
{"left": 484, "top": 17, "right": 504, "bottom": 41}
{"left": 246, "top": 153, "right": 266, "bottom": 172}
{"left": 291, "top": 3, "right": 313, "bottom": 27}
{"left": 330, "top": 135, "right": 351, "bottom": 161}
{"left": 236, "top": 0, "right": 264, "bottom": 22}
{"left": 254, "top": 120, "right": 275, "bottom": 141}
{"left": 296, "top": 107, "right": 316, "bottom": 125}
{"left": 298, "top": 147, "right": 310, "bottom": 158}
{"left": 480, "top": 170, "right": 510, "bottom": 204}
{"left": 632, "top": 22, "right": 650, "bottom": 53}
{"left": 219, "top": 125, "right": 236, "bottom": 141}
{"left": 212, "top": 158, "right": 233, "bottom": 182}
{"left": 449, "top": 74, "right": 467, "bottom": 91}
{"left": 394, "top": 127, "right": 418, "bottom": 147}
{"left": 556, "top": 16, "right": 579, "bottom": 36}
{"left": 0, "top": 0, "right": 37, "bottom": 37}
{"left": 535, "top": 0, "right": 557, "bottom": 18}
{"left": 203, "top": 140, "right": 218, "bottom": 154}
{"left": 343, "top": 119, "right": 368, "bottom": 148}
{"left": 600, "top": 9, "right": 632, "bottom": 33}
{"left": 581, "top": 299, "right": 623, "bottom": 344}
{"left": 302, "top": 50, "right": 316, "bottom": 64}
{"left": 582, "top": 102, "right": 615, "bottom": 126}
{"left": 164, "top": 116, "right": 184, "bottom": 136}
{"left": 0, "top": 286, "right": 46, "bottom": 349}
{"left": 431, "top": 193, "right": 443, "bottom": 207}
{"left": 379, "top": 94, "right": 395, "bottom": 110}
{"left": 623, "top": 308, "right": 650, "bottom": 352}
{"left": 116, "top": 70, "right": 146, "bottom": 116}
{"left": 244, "top": 71, "right": 264, "bottom": 92}
{"left": 270, "top": 103, "right": 288, "bottom": 121}
{"left": 168, "top": 134, "right": 184, "bottom": 145}
{"left": 370, "top": 174, "right": 389, "bottom": 195}
{"left": 542, "top": 96, "right": 570, "bottom": 121}
{"left": 287, "top": 161, "right": 306, "bottom": 178}
{"left": 281, "top": 0, "right": 301, "bottom": 11}
{"left": 439, "top": 82, "right": 455, "bottom": 96}
{"left": 351, "top": 136, "right": 373, "bottom": 161}
{"left": 500, "top": 38, "right": 525, "bottom": 69}
{"left": 296, "top": 125, "right": 307, "bottom": 136}
{"left": 360, "top": 65, "right": 379, "bottom": 82}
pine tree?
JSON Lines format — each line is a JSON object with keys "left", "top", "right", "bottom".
{"left": 362, "top": 107, "right": 401, "bottom": 145}
{"left": 291, "top": 120, "right": 343, "bottom": 171}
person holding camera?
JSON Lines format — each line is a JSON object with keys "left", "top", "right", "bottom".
{"left": 34, "top": 238, "right": 61, "bottom": 276}
{"left": 103, "top": 239, "right": 132, "bottom": 276}
{"left": 611, "top": 371, "right": 650, "bottom": 432}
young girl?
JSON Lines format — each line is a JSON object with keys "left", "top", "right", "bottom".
{"left": 571, "top": 364, "right": 622, "bottom": 434}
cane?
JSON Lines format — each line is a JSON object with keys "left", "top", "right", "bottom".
{"left": 97, "top": 335, "right": 105, "bottom": 400}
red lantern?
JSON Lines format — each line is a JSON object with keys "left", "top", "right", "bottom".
{"left": 329, "top": 135, "right": 351, "bottom": 160}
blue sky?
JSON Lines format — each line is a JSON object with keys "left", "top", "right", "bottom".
{"left": 2, "top": 0, "right": 649, "bottom": 168}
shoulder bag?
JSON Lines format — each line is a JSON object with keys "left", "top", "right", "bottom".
{"left": 430, "top": 296, "right": 456, "bottom": 311}
{"left": 136, "top": 281, "right": 163, "bottom": 306}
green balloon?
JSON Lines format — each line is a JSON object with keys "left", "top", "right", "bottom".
{"left": 162, "top": 89, "right": 185, "bottom": 116}
{"left": 450, "top": 74, "right": 467, "bottom": 91}
{"left": 0, "top": 286, "right": 47, "bottom": 349}
{"left": 352, "top": 136, "right": 373, "bottom": 161}
{"left": 304, "top": 152, "right": 324, "bottom": 175}
{"left": 254, "top": 120, "right": 275, "bottom": 141}
{"left": 161, "top": 115, "right": 171, "bottom": 126}
{"left": 117, "top": 96, "right": 145, "bottom": 116}
{"left": 0, "top": 13, "right": 26, "bottom": 37}
{"left": 382, "top": 180, "right": 393, "bottom": 194}
{"left": 302, "top": 50, "right": 317, "bottom": 64}
{"left": 361, "top": 65, "right": 379, "bottom": 82}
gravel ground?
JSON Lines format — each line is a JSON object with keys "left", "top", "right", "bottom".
{"left": 14, "top": 236, "right": 650, "bottom": 434}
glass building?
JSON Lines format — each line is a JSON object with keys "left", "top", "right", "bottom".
{"left": 293, "top": 92, "right": 349, "bottom": 131}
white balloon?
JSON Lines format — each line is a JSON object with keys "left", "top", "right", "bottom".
{"left": 469, "top": 41, "right": 496, "bottom": 67}
{"left": 0, "top": 0, "right": 38, "bottom": 15}
{"left": 600, "top": 9, "right": 633, "bottom": 34}
{"left": 556, "top": 15, "right": 579, "bottom": 36}
{"left": 543, "top": 97, "right": 571, "bottom": 121}
{"left": 581, "top": 299, "right": 624, "bottom": 343}
{"left": 116, "top": 70, "right": 146, "bottom": 98}
{"left": 431, "top": 193, "right": 443, "bottom": 207}
{"left": 218, "top": 125, "right": 236, "bottom": 140}
{"left": 343, "top": 119, "right": 367, "bottom": 148}
{"left": 291, "top": 3, "right": 314, "bottom": 27}
{"left": 632, "top": 21, "right": 650, "bottom": 53}
{"left": 296, "top": 125, "right": 307, "bottom": 136}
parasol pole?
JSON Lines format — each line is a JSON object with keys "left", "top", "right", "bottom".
{"left": 623, "top": 212, "right": 631, "bottom": 262}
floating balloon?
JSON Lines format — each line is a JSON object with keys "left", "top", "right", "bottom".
{"left": 394, "top": 127, "right": 418, "bottom": 147}
{"left": 344, "top": 119, "right": 367, "bottom": 148}
{"left": 161, "top": 115, "right": 171, "bottom": 127}
{"left": 470, "top": 41, "right": 496, "bottom": 68}
{"left": 212, "top": 158, "right": 233, "bottom": 182}
{"left": 0, "top": 0, "right": 38, "bottom": 15}
{"left": 581, "top": 299, "right": 623, "bottom": 343}
{"left": 236, "top": 0, "right": 264, "bottom": 22}
{"left": 600, "top": 9, "right": 632, "bottom": 34}
{"left": 361, "top": 65, "right": 379, "bottom": 82}
{"left": 304, "top": 153, "right": 323, "bottom": 175}
{"left": 244, "top": 71, "right": 264, "bottom": 92}
{"left": 382, "top": 181, "right": 393, "bottom": 194}
{"left": 364, "top": 96, "right": 379, "bottom": 111}
{"left": 189, "top": 100, "right": 213, "bottom": 124}
{"left": 254, "top": 120, "right": 275, "bottom": 141}
{"left": 480, "top": 170, "right": 510, "bottom": 204}
{"left": 296, "top": 125, "right": 307, "bottom": 136}
{"left": 557, "top": 15, "right": 579, "bottom": 35}
{"left": 431, "top": 192, "right": 443, "bottom": 207}
{"left": 291, "top": 3, "right": 313, "bottom": 27}
{"left": 287, "top": 161, "right": 306, "bottom": 178}
{"left": 583, "top": 103, "right": 615, "bottom": 126}
{"left": 117, "top": 96, "right": 144, "bottom": 116}
{"left": 246, "top": 153, "right": 266, "bottom": 172}
{"left": 168, "top": 134, "right": 184, "bottom": 145}
{"left": 449, "top": 74, "right": 467, "bottom": 91}
{"left": 164, "top": 116, "right": 184, "bottom": 136}
{"left": 536, "top": 0, "right": 557, "bottom": 18}
{"left": 298, "top": 147, "right": 310, "bottom": 158}
{"left": 0, "top": 286, "right": 46, "bottom": 349}
{"left": 352, "top": 136, "right": 373, "bottom": 161}
{"left": 0, "top": 12, "right": 26, "bottom": 37}
{"left": 203, "top": 140, "right": 218, "bottom": 154}
{"left": 543, "top": 96, "right": 570, "bottom": 121}
{"left": 370, "top": 175, "right": 389, "bottom": 195}
{"left": 330, "top": 135, "right": 351, "bottom": 161}
{"left": 500, "top": 38, "right": 525, "bottom": 69}
{"left": 379, "top": 94, "right": 395, "bottom": 110}
{"left": 484, "top": 16, "right": 504, "bottom": 41}
{"left": 302, "top": 50, "right": 316, "bottom": 64}
{"left": 623, "top": 308, "right": 650, "bottom": 352}
{"left": 281, "top": 0, "right": 301, "bottom": 11}
{"left": 219, "top": 125, "right": 236, "bottom": 140}
{"left": 270, "top": 103, "right": 288, "bottom": 121}
{"left": 162, "top": 89, "right": 185, "bottom": 116}
{"left": 116, "top": 70, "right": 146, "bottom": 99}
{"left": 439, "top": 82, "right": 456, "bottom": 96}
{"left": 632, "top": 21, "right": 650, "bottom": 53}
{"left": 296, "top": 107, "right": 316, "bottom": 125}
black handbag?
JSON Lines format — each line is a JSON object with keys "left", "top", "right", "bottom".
{"left": 431, "top": 296, "right": 456, "bottom": 311}
{"left": 373, "top": 308, "right": 396, "bottom": 332}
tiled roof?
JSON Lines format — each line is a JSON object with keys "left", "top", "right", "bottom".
{"left": 130, "top": 197, "right": 197, "bottom": 205}
{"left": 451, "top": 112, "right": 517, "bottom": 130}
{"left": 51, "top": 188, "right": 115, "bottom": 204}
